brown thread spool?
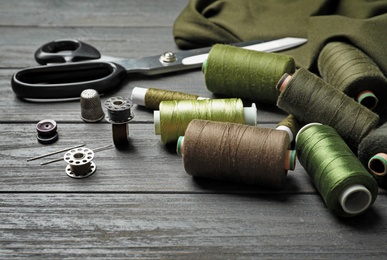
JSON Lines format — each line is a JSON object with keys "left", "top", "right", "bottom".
{"left": 177, "top": 119, "right": 296, "bottom": 189}
{"left": 318, "top": 41, "right": 387, "bottom": 113}
{"left": 276, "top": 68, "right": 379, "bottom": 152}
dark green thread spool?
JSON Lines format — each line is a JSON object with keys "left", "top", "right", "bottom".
{"left": 177, "top": 119, "right": 296, "bottom": 189}
{"left": 277, "top": 68, "right": 379, "bottom": 152}
{"left": 358, "top": 122, "right": 387, "bottom": 189}
{"left": 296, "top": 123, "right": 378, "bottom": 217}
{"left": 203, "top": 44, "right": 295, "bottom": 105}
{"left": 154, "top": 98, "right": 257, "bottom": 144}
{"left": 318, "top": 41, "right": 387, "bottom": 113}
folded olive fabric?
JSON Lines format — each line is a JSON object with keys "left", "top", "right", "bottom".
{"left": 173, "top": 0, "right": 387, "bottom": 75}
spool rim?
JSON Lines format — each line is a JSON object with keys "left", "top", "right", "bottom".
{"left": 338, "top": 184, "right": 372, "bottom": 215}
{"left": 176, "top": 136, "right": 184, "bottom": 156}
{"left": 276, "top": 73, "right": 292, "bottom": 92}
{"left": 368, "top": 153, "right": 387, "bottom": 176}
{"left": 357, "top": 90, "right": 378, "bottom": 110}
{"left": 295, "top": 123, "right": 323, "bottom": 144}
{"left": 284, "top": 150, "right": 296, "bottom": 171}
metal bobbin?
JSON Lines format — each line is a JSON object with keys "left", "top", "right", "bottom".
{"left": 64, "top": 147, "right": 96, "bottom": 179}
{"left": 36, "top": 119, "right": 59, "bottom": 144}
{"left": 104, "top": 96, "right": 134, "bottom": 147}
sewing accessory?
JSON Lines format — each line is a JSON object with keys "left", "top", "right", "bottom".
{"left": 276, "top": 68, "right": 379, "bottom": 152}
{"left": 64, "top": 147, "right": 96, "bottom": 179}
{"left": 318, "top": 41, "right": 387, "bottom": 113}
{"left": 203, "top": 44, "right": 295, "bottom": 105}
{"left": 104, "top": 96, "right": 134, "bottom": 147}
{"left": 154, "top": 98, "right": 257, "bottom": 144}
{"left": 80, "top": 89, "right": 105, "bottom": 122}
{"left": 296, "top": 123, "right": 378, "bottom": 217}
{"left": 36, "top": 119, "right": 59, "bottom": 144}
{"left": 177, "top": 119, "right": 295, "bottom": 189}
{"left": 11, "top": 37, "right": 307, "bottom": 100}
{"left": 131, "top": 87, "right": 206, "bottom": 110}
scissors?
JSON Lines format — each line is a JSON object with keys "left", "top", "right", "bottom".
{"left": 11, "top": 37, "right": 307, "bottom": 100}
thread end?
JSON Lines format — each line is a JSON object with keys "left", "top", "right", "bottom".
{"left": 368, "top": 153, "right": 387, "bottom": 176}
{"left": 339, "top": 184, "right": 372, "bottom": 215}
{"left": 357, "top": 90, "right": 378, "bottom": 110}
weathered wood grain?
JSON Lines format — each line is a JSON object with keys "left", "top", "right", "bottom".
{"left": 0, "top": 193, "right": 386, "bottom": 259}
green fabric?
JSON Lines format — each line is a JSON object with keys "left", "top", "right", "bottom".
{"left": 173, "top": 0, "right": 387, "bottom": 75}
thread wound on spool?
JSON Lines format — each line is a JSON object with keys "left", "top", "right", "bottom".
{"left": 318, "top": 41, "right": 387, "bottom": 113}
{"left": 296, "top": 123, "right": 378, "bottom": 217}
{"left": 277, "top": 68, "right": 379, "bottom": 152}
{"left": 276, "top": 114, "right": 301, "bottom": 142}
{"left": 157, "top": 98, "right": 246, "bottom": 144}
{"left": 180, "top": 119, "right": 294, "bottom": 189}
{"left": 143, "top": 88, "right": 200, "bottom": 110}
{"left": 204, "top": 44, "right": 295, "bottom": 105}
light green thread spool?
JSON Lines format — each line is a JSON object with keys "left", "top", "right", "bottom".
{"left": 203, "top": 44, "right": 295, "bottom": 105}
{"left": 131, "top": 87, "right": 203, "bottom": 110}
{"left": 318, "top": 41, "right": 387, "bottom": 113}
{"left": 154, "top": 98, "right": 257, "bottom": 144}
{"left": 296, "top": 123, "right": 378, "bottom": 217}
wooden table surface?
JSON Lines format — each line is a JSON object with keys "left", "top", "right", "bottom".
{"left": 1, "top": 1, "right": 386, "bottom": 259}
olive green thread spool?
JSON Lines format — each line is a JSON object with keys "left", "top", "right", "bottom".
{"left": 154, "top": 98, "right": 257, "bottom": 144}
{"left": 177, "top": 119, "right": 296, "bottom": 189}
{"left": 296, "top": 123, "right": 378, "bottom": 217}
{"left": 276, "top": 68, "right": 379, "bottom": 152}
{"left": 131, "top": 87, "right": 206, "bottom": 110}
{"left": 358, "top": 122, "right": 387, "bottom": 189}
{"left": 203, "top": 44, "right": 295, "bottom": 105}
{"left": 318, "top": 41, "right": 387, "bottom": 113}
{"left": 276, "top": 114, "right": 302, "bottom": 143}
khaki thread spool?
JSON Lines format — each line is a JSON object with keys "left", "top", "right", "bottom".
{"left": 318, "top": 41, "right": 387, "bottom": 112}
{"left": 358, "top": 122, "right": 387, "bottom": 189}
{"left": 177, "top": 119, "right": 296, "bottom": 189}
{"left": 276, "top": 68, "right": 379, "bottom": 152}
{"left": 203, "top": 44, "right": 295, "bottom": 105}
{"left": 154, "top": 98, "right": 257, "bottom": 144}
{"left": 131, "top": 87, "right": 207, "bottom": 110}
{"left": 296, "top": 123, "right": 378, "bottom": 217}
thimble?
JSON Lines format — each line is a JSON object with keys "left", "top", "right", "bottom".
{"left": 80, "top": 89, "right": 105, "bottom": 122}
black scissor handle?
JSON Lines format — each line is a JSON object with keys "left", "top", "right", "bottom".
{"left": 11, "top": 61, "right": 127, "bottom": 99}
{"left": 34, "top": 39, "right": 101, "bottom": 65}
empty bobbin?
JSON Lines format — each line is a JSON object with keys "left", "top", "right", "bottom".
{"left": 64, "top": 147, "right": 96, "bottom": 179}
{"left": 104, "top": 96, "right": 134, "bottom": 147}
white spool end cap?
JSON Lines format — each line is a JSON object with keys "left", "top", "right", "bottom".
{"left": 339, "top": 184, "right": 372, "bottom": 215}
{"left": 154, "top": 111, "right": 161, "bottom": 135}
{"left": 243, "top": 103, "right": 257, "bottom": 126}
{"left": 131, "top": 87, "right": 148, "bottom": 106}
{"left": 295, "top": 122, "right": 322, "bottom": 144}
{"left": 276, "top": 125, "right": 294, "bottom": 142}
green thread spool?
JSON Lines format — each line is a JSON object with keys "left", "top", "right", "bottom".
{"left": 358, "top": 122, "right": 387, "bottom": 189}
{"left": 276, "top": 114, "right": 302, "bottom": 143}
{"left": 177, "top": 119, "right": 296, "bottom": 189}
{"left": 318, "top": 41, "right": 387, "bottom": 112}
{"left": 276, "top": 68, "right": 379, "bottom": 152}
{"left": 296, "top": 123, "right": 378, "bottom": 217}
{"left": 131, "top": 87, "right": 204, "bottom": 110}
{"left": 154, "top": 98, "right": 257, "bottom": 144}
{"left": 203, "top": 44, "right": 295, "bottom": 105}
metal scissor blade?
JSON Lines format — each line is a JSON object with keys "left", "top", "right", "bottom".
{"left": 181, "top": 37, "right": 307, "bottom": 66}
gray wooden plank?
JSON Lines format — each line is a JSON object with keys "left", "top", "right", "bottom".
{"left": 0, "top": 0, "right": 187, "bottom": 27}
{"left": 0, "top": 193, "right": 386, "bottom": 259}
{"left": 0, "top": 122, "right": 315, "bottom": 193}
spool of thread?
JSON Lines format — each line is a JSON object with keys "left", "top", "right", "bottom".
{"left": 318, "top": 41, "right": 387, "bottom": 112}
{"left": 203, "top": 44, "right": 295, "bottom": 105}
{"left": 296, "top": 123, "right": 378, "bottom": 217}
{"left": 131, "top": 87, "right": 206, "bottom": 110}
{"left": 154, "top": 98, "right": 257, "bottom": 144}
{"left": 177, "top": 119, "right": 296, "bottom": 189}
{"left": 276, "top": 114, "right": 302, "bottom": 143}
{"left": 276, "top": 68, "right": 379, "bottom": 152}
{"left": 358, "top": 122, "right": 387, "bottom": 189}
